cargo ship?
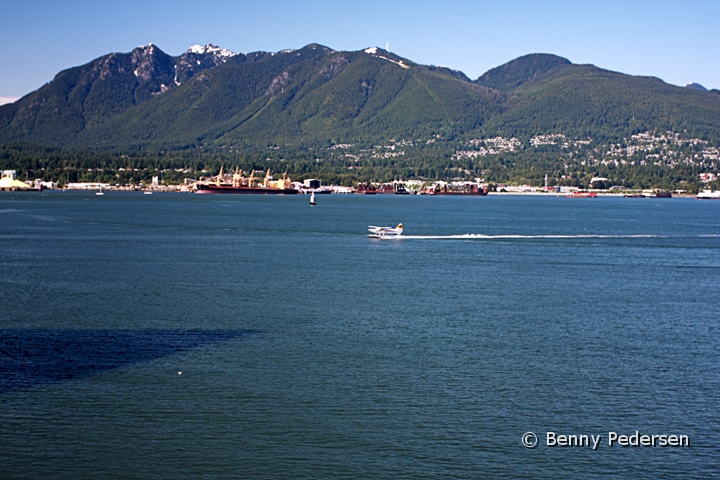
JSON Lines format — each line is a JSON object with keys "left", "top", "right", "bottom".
{"left": 696, "top": 189, "right": 720, "bottom": 200}
{"left": 195, "top": 168, "right": 298, "bottom": 195}
{"left": 624, "top": 190, "right": 672, "bottom": 198}
{"left": 421, "top": 183, "right": 488, "bottom": 196}
{"left": 355, "top": 183, "right": 377, "bottom": 194}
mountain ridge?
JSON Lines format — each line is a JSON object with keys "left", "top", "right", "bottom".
{"left": 2, "top": 43, "right": 720, "bottom": 151}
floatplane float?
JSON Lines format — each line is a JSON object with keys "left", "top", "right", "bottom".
{"left": 368, "top": 223, "right": 403, "bottom": 239}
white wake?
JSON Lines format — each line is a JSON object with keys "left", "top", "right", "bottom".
{"left": 381, "top": 234, "right": 674, "bottom": 240}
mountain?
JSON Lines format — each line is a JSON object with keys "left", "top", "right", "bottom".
{"left": 476, "top": 58, "right": 720, "bottom": 141}
{"left": 0, "top": 43, "right": 504, "bottom": 149}
{"left": 2, "top": 43, "right": 720, "bottom": 151}
{"left": 0, "top": 43, "right": 267, "bottom": 146}
{"left": 475, "top": 53, "right": 571, "bottom": 91}
{"left": 75, "top": 44, "right": 502, "bottom": 150}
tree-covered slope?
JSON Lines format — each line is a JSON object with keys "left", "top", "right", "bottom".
{"left": 73, "top": 45, "right": 327, "bottom": 148}
{"left": 475, "top": 53, "right": 571, "bottom": 91}
{"left": 478, "top": 63, "right": 720, "bottom": 141}
{"left": 212, "top": 48, "right": 502, "bottom": 146}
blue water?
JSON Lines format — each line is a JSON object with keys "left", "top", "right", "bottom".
{"left": 1, "top": 191, "right": 718, "bottom": 478}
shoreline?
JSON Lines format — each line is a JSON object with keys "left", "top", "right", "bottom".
{"left": 5, "top": 189, "right": 701, "bottom": 199}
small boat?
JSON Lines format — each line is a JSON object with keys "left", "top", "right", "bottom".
{"left": 368, "top": 223, "right": 403, "bottom": 238}
{"left": 144, "top": 191, "right": 153, "bottom": 195}
{"left": 96, "top": 188, "right": 104, "bottom": 196}
{"left": 310, "top": 191, "right": 316, "bottom": 205}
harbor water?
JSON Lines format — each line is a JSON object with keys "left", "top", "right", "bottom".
{"left": 0, "top": 192, "right": 718, "bottom": 478}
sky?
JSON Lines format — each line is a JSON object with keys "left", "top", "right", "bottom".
{"left": 1, "top": 0, "right": 718, "bottom": 105}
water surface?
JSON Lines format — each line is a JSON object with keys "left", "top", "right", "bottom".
{"left": 0, "top": 192, "right": 718, "bottom": 478}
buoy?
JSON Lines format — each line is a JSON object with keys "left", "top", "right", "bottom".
{"left": 310, "top": 191, "right": 316, "bottom": 206}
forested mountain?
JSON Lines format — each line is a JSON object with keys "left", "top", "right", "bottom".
{"left": 1, "top": 43, "right": 719, "bottom": 191}
{"left": 477, "top": 58, "right": 720, "bottom": 142}
{"left": 475, "top": 53, "right": 571, "bottom": 91}
{"left": 0, "top": 44, "right": 504, "bottom": 149}
{"left": 0, "top": 43, "right": 265, "bottom": 146}
{"left": 4, "top": 43, "right": 720, "bottom": 149}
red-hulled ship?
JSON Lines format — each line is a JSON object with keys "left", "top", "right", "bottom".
{"left": 565, "top": 191, "right": 598, "bottom": 198}
{"left": 194, "top": 168, "right": 298, "bottom": 195}
{"left": 355, "top": 183, "right": 378, "bottom": 194}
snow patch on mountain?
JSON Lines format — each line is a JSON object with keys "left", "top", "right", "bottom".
{"left": 365, "top": 47, "right": 409, "bottom": 69}
{"left": 187, "top": 44, "right": 237, "bottom": 58}
{"left": 378, "top": 56, "right": 409, "bottom": 69}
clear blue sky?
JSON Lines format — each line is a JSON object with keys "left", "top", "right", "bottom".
{"left": 1, "top": 0, "right": 718, "bottom": 103}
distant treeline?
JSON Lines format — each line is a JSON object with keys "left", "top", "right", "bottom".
{"left": 1, "top": 142, "right": 716, "bottom": 193}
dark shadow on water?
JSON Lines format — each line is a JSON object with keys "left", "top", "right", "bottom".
{"left": 0, "top": 329, "right": 256, "bottom": 394}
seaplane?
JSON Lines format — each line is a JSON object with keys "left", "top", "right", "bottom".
{"left": 368, "top": 223, "right": 404, "bottom": 239}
